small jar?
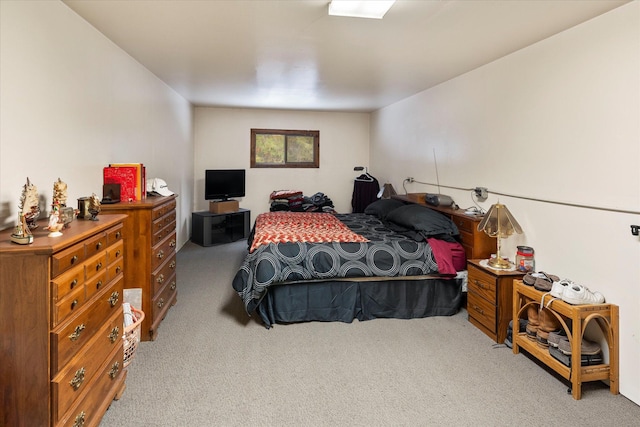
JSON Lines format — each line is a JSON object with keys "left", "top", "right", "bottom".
{"left": 516, "top": 246, "right": 535, "bottom": 272}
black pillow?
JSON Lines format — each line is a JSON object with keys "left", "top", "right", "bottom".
{"left": 386, "top": 204, "right": 459, "bottom": 237}
{"left": 364, "top": 198, "right": 405, "bottom": 220}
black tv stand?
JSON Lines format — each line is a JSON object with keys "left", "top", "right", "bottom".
{"left": 191, "top": 209, "right": 250, "bottom": 246}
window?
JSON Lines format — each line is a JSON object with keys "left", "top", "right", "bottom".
{"left": 251, "top": 129, "right": 319, "bottom": 168}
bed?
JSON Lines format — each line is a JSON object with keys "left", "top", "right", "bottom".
{"left": 232, "top": 199, "right": 467, "bottom": 328}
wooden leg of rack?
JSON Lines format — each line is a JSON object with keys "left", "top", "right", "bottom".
{"left": 610, "top": 304, "right": 620, "bottom": 395}
{"left": 571, "top": 313, "right": 582, "bottom": 400}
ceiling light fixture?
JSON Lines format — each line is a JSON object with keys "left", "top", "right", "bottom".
{"left": 328, "top": 0, "right": 396, "bottom": 19}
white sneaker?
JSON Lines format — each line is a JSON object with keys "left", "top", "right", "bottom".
{"left": 561, "top": 283, "right": 605, "bottom": 305}
{"left": 550, "top": 279, "right": 572, "bottom": 299}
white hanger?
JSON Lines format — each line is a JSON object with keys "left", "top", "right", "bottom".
{"left": 354, "top": 166, "right": 374, "bottom": 182}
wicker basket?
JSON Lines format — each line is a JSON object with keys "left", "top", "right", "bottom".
{"left": 123, "top": 307, "right": 145, "bottom": 368}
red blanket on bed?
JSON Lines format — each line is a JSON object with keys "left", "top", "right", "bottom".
{"left": 250, "top": 212, "right": 369, "bottom": 253}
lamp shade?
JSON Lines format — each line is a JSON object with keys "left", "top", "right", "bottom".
{"left": 477, "top": 203, "right": 522, "bottom": 237}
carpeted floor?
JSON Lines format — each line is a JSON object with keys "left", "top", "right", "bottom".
{"left": 99, "top": 240, "right": 640, "bottom": 426}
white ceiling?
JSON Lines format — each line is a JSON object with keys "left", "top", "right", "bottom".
{"left": 63, "top": 0, "right": 628, "bottom": 112}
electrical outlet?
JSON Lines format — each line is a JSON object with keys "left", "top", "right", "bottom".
{"left": 407, "top": 177, "right": 414, "bottom": 183}
{"left": 474, "top": 187, "right": 488, "bottom": 200}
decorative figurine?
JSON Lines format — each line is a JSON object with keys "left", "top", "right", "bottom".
{"left": 10, "top": 213, "right": 33, "bottom": 244}
{"left": 20, "top": 177, "right": 40, "bottom": 230}
{"left": 45, "top": 201, "right": 64, "bottom": 237}
{"left": 88, "top": 193, "right": 101, "bottom": 220}
{"left": 53, "top": 177, "right": 68, "bottom": 207}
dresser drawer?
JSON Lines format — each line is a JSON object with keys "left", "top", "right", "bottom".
{"left": 106, "top": 223, "right": 124, "bottom": 246}
{"left": 106, "top": 254, "right": 124, "bottom": 284}
{"left": 151, "top": 232, "right": 176, "bottom": 272}
{"left": 52, "top": 308, "right": 123, "bottom": 423}
{"left": 52, "top": 267, "right": 84, "bottom": 302}
{"left": 467, "top": 264, "right": 497, "bottom": 302}
{"left": 84, "top": 232, "right": 108, "bottom": 259}
{"left": 52, "top": 277, "right": 124, "bottom": 374}
{"left": 152, "top": 200, "right": 176, "bottom": 221}
{"left": 152, "top": 253, "right": 177, "bottom": 296}
{"left": 85, "top": 252, "right": 107, "bottom": 281}
{"left": 57, "top": 344, "right": 124, "bottom": 427}
{"left": 152, "top": 210, "right": 176, "bottom": 235}
{"left": 85, "top": 270, "right": 108, "bottom": 300}
{"left": 467, "top": 290, "right": 496, "bottom": 332}
{"left": 107, "top": 239, "right": 124, "bottom": 264}
{"left": 153, "top": 220, "right": 176, "bottom": 246}
{"left": 53, "top": 285, "right": 87, "bottom": 327}
{"left": 152, "top": 277, "right": 177, "bottom": 324}
{"left": 452, "top": 215, "right": 475, "bottom": 234}
{"left": 52, "top": 243, "right": 86, "bottom": 278}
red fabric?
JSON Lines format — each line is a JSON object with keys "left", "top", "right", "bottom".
{"left": 250, "top": 212, "right": 369, "bottom": 253}
{"left": 270, "top": 190, "right": 303, "bottom": 200}
{"left": 427, "top": 238, "right": 467, "bottom": 275}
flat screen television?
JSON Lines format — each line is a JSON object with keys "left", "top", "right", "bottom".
{"left": 205, "top": 169, "right": 246, "bottom": 200}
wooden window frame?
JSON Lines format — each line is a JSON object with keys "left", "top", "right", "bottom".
{"left": 250, "top": 128, "right": 320, "bottom": 168}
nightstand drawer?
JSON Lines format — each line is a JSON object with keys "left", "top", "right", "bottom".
{"left": 467, "top": 290, "right": 496, "bottom": 332}
{"left": 467, "top": 265, "right": 497, "bottom": 302}
{"left": 452, "top": 215, "right": 474, "bottom": 234}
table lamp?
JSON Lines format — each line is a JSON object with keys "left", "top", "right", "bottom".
{"left": 477, "top": 203, "right": 522, "bottom": 269}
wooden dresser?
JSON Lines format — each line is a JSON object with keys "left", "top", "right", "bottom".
{"left": 0, "top": 214, "right": 128, "bottom": 427}
{"left": 101, "top": 195, "right": 177, "bottom": 341}
{"left": 392, "top": 193, "right": 496, "bottom": 259}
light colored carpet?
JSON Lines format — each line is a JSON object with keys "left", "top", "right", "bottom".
{"left": 99, "top": 241, "right": 639, "bottom": 426}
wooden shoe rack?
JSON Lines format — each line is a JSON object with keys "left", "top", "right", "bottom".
{"left": 512, "top": 280, "right": 619, "bottom": 400}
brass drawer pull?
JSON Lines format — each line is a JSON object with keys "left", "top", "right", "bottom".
{"left": 71, "top": 255, "right": 78, "bottom": 265}
{"left": 69, "top": 367, "right": 85, "bottom": 390}
{"left": 96, "top": 242, "right": 102, "bottom": 250}
{"left": 108, "top": 326, "right": 120, "bottom": 343}
{"left": 109, "top": 361, "right": 120, "bottom": 379}
{"left": 96, "top": 280, "right": 103, "bottom": 290}
{"left": 115, "top": 249, "right": 121, "bottom": 258}
{"left": 169, "top": 239, "right": 176, "bottom": 248}
{"left": 108, "top": 291, "right": 119, "bottom": 307}
{"left": 170, "top": 261, "right": 176, "bottom": 269}
{"left": 70, "top": 278, "right": 78, "bottom": 289}
{"left": 115, "top": 231, "right": 121, "bottom": 239}
{"left": 96, "top": 262, "right": 103, "bottom": 271}
{"left": 73, "top": 411, "right": 86, "bottom": 427}
{"left": 157, "top": 274, "right": 164, "bottom": 284}
{"left": 474, "top": 279, "right": 485, "bottom": 289}
{"left": 472, "top": 305, "right": 484, "bottom": 315}
{"left": 157, "top": 298, "right": 165, "bottom": 308}
{"left": 157, "top": 250, "right": 164, "bottom": 259}
{"left": 116, "top": 266, "right": 122, "bottom": 274}
{"left": 69, "top": 323, "right": 86, "bottom": 341}
{"left": 170, "top": 281, "right": 176, "bottom": 291}
{"left": 71, "top": 299, "right": 79, "bottom": 310}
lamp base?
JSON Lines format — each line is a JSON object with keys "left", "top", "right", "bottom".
{"left": 488, "top": 256, "right": 512, "bottom": 270}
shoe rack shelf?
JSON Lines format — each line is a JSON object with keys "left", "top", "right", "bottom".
{"left": 512, "top": 280, "right": 619, "bottom": 400}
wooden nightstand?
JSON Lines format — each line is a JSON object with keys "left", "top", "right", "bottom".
{"left": 466, "top": 259, "right": 524, "bottom": 343}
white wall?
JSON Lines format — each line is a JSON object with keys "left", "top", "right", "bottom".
{"left": 371, "top": 2, "right": 640, "bottom": 403}
{"left": 194, "top": 107, "right": 370, "bottom": 219}
{"left": 0, "top": 1, "right": 194, "bottom": 248}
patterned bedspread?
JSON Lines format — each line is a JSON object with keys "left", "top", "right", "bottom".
{"left": 249, "top": 212, "right": 369, "bottom": 252}
{"left": 233, "top": 213, "right": 441, "bottom": 314}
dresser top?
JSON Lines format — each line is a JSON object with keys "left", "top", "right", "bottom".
{"left": 100, "top": 194, "right": 177, "bottom": 210}
{"left": 0, "top": 214, "right": 127, "bottom": 254}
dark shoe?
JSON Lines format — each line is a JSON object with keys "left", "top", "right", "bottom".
{"left": 548, "top": 330, "right": 568, "bottom": 348}
{"left": 533, "top": 272, "right": 560, "bottom": 292}
{"left": 558, "top": 338, "right": 601, "bottom": 356}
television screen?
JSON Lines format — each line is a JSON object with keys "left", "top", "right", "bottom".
{"left": 205, "top": 169, "right": 245, "bottom": 200}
